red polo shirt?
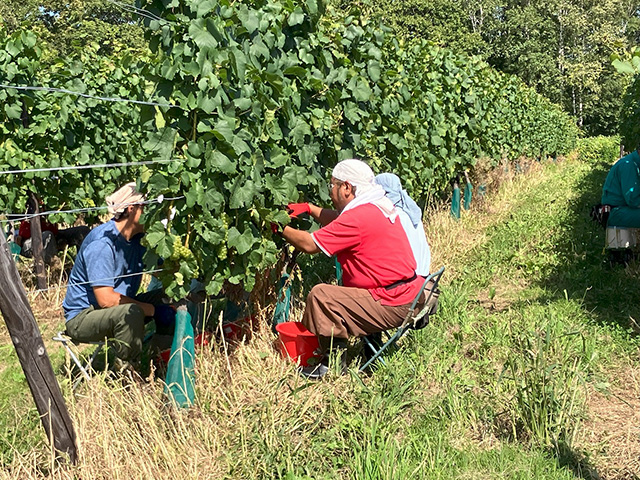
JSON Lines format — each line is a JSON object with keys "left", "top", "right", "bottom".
{"left": 311, "top": 203, "right": 422, "bottom": 306}
{"left": 18, "top": 219, "right": 59, "bottom": 240}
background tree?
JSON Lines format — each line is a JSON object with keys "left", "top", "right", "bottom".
{"left": 339, "top": 0, "right": 640, "bottom": 136}
{"left": 333, "top": 0, "right": 500, "bottom": 58}
{"left": 488, "top": 0, "right": 638, "bottom": 135}
{"left": 0, "top": 0, "right": 147, "bottom": 59}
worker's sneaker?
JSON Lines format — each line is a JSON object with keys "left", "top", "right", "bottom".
{"left": 299, "top": 342, "right": 348, "bottom": 380}
{"left": 299, "top": 362, "right": 330, "bottom": 380}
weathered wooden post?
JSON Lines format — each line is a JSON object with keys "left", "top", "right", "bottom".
{"left": 0, "top": 230, "right": 77, "bottom": 463}
{"left": 29, "top": 194, "right": 47, "bottom": 291}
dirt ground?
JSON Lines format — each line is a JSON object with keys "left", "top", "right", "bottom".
{"left": 579, "top": 368, "right": 640, "bottom": 480}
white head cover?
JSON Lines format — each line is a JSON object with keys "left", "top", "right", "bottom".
{"left": 332, "top": 159, "right": 397, "bottom": 222}
{"left": 105, "top": 181, "right": 145, "bottom": 217}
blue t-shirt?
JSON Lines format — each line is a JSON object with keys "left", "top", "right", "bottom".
{"left": 63, "top": 220, "right": 145, "bottom": 321}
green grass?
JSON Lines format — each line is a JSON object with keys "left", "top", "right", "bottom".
{"left": 0, "top": 345, "right": 44, "bottom": 464}
{"left": 0, "top": 152, "right": 638, "bottom": 479}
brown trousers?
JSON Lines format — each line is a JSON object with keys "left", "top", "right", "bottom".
{"left": 302, "top": 283, "right": 425, "bottom": 339}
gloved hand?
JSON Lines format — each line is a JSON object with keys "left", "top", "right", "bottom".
{"left": 287, "top": 203, "right": 311, "bottom": 218}
{"left": 154, "top": 304, "right": 176, "bottom": 328}
{"left": 271, "top": 222, "right": 283, "bottom": 236}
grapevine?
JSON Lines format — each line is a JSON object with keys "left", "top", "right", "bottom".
{"left": 0, "top": 4, "right": 579, "bottom": 300}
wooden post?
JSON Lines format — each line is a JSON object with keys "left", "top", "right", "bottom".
{"left": 29, "top": 194, "right": 47, "bottom": 290}
{"left": 0, "top": 231, "right": 77, "bottom": 463}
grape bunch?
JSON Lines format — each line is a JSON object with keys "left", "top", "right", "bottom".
{"left": 168, "top": 238, "right": 200, "bottom": 279}
{"left": 170, "top": 239, "right": 194, "bottom": 262}
{"left": 218, "top": 215, "right": 229, "bottom": 260}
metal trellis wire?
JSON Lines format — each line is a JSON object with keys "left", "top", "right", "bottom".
{"left": 0, "top": 84, "right": 180, "bottom": 109}
{"left": 0, "top": 195, "right": 186, "bottom": 224}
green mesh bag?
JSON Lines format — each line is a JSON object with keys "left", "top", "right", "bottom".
{"left": 272, "top": 272, "right": 292, "bottom": 326}
{"left": 451, "top": 180, "right": 461, "bottom": 219}
{"left": 9, "top": 241, "right": 21, "bottom": 261}
{"left": 334, "top": 256, "right": 343, "bottom": 286}
{"left": 272, "top": 248, "right": 299, "bottom": 328}
{"left": 164, "top": 307, "right": 195, "bottom": 408}
{"left": 463, "top": 172, "right": 473, "bottom": 210}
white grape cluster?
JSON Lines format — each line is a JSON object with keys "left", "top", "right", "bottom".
{"left": 170, "top": 238, "right": 199, "bottom": 278}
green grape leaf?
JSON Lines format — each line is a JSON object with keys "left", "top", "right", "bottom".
{"left": 188, "top": 19, "right": 219, "bottom": 49}
{"left": 227, "top": 226, "right": 257, "bottom": 255}
{"left": 229, "top": 179, "right": 258, "bottom": 208}
{"left": 207, "top": 150, "right": 236, "bottom": 174}
{"left": 4, "top": 104, "right": 21, "bottom": 120}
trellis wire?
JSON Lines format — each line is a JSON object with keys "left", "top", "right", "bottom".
{"left": 0, "top": 158, "right": 183, "bottom": 175}
{"left": 35, "top": 268, "right": 164, "bottom": 293}
{"left": 0, "top": 84, "right": 180, "bottom": 109}
{"left": 0, "top": 195, "right": 186, "bottom": 224}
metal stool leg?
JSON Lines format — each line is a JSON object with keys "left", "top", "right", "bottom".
{"left": 53, "top": 331, "right": 105, "bottom": 389}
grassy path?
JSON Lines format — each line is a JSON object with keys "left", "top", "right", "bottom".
{"left": 1, "top": 154, "right": 639, "bottom": 479}
{"left": 413, "top": 156, "right": 640, "bottom": 479}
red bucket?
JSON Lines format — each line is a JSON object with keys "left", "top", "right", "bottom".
{"left": 194, "top": 331, "right": 212, "bottom": 348}
{"left": 158, "top": 347, "right": 171, "bottom": 366}
{"left": 275, "top": 322, "right": 321, "bottom": 367}
{"left": 222, "top": 322, "right": 243, "bottom": 341}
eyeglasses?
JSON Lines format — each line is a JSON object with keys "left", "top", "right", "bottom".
{"left": 329, "top": 181, "right": 345, "bottom": 191}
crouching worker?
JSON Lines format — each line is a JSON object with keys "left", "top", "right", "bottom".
{"left": 278, "top": 159, "right": 426, "bottom": 379}
{"left": 601, "top": 147, "right": 640, "bottom": 228}
{"left": 62, "top": 182, "right": 175, "bottom": 372}
{"left": 375, "top": 173, "right": 431, "bottom": 277}
{"left": 16, "top": 196, "right": 90, "bottom": 265}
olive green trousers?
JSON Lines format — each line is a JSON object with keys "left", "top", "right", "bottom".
{"left": 65, "top": 290, "right": 168, "bottom": 364}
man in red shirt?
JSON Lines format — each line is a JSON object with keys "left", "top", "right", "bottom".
{"left": 16, "top": 201, "right": 60, "bottom": 265}
{"left": 16, "top": 197, "right": 90, "bottom": 265}
{"left": 279, "top": 159, "right": 425, "bottom": 378}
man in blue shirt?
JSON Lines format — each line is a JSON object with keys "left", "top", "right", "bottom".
{"left": 63, "top": 182, "right": 175, "bottom": 369}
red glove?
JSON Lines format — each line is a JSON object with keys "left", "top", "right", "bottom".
{"left": 287, "top": 203, "right": 311, "bottom": 218}
{"left": 271, "top": 222, "right": 283, "bottom": 235}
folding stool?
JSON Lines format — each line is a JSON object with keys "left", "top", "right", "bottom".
{"left": 359, "top": 266, "right": 445, "bottom": 372}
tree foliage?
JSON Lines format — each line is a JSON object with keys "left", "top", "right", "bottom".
{"left": 576, "top": 135, "right": 621, "bottom": 163}
{"left": 614, "top": 46, "right": 640, "bottom": 150}
{"left": 339, "top": 0, "right": 640, "bottom": 137}
{"left": 488, "top": 0, "right": 638, "bottom": 136}
{"left": 620, "top": 74, "right": 640, "bottom": 150}
{"left": 331, "top": 0, "right": 496, "bottom": 57}
{"left": 0, "top": 0, "right": 147, "bottom": 59}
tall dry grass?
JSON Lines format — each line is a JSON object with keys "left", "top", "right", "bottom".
{"left": 0, "top": 314, "right": 362, "bottom": 480}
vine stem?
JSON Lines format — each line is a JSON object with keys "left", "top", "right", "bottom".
{"left": 191, "top": 110, "right": 198, "bottom": 142}
{"left": 185, "top": 215, "right": 191, "bottom": 248}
